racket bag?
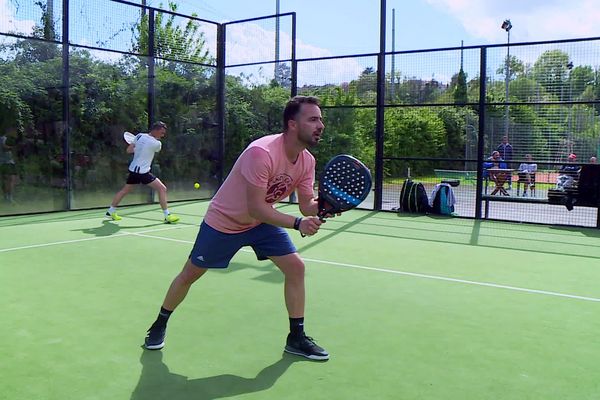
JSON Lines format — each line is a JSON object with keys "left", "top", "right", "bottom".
{"left": 399, "top": 179, "right": 430, "bottom": 213}
{"left": 430, "top": 184, "right": 455, "bottom": 215}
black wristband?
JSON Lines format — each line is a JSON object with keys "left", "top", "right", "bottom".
{"left": 293, "top": 217, "right": 302, "bottom": 230}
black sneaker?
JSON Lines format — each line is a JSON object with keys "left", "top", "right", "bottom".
{"left": 284, "top": 333, "right": 329, "bottom": 361}
{"left": 144, "top": 323, "right": 166, "bottom": 350}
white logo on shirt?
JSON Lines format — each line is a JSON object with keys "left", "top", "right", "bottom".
{"left": 197, "top": 255, "right": 204, "bottom": 261}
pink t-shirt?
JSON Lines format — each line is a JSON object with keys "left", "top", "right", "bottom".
{"left": 204, "top": 133, "right": 316, "bottom": 233}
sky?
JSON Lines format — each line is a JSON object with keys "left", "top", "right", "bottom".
{"left": 146, "top": 0, "right": 600, "bottom": 86}
{"left": 167, "top": 0, "right": 600, "bottom": 54}
{"left": 3, "top": 0, "right": 600, "bottom": 85}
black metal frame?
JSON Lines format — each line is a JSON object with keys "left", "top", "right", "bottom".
{"left": 2, "top": 0, "right": 600, "bottom": 227}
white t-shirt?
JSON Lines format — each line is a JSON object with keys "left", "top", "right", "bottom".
{"left": 128, "top": 133, "right": 161, "bottom": 174}
{"left": 518, "top": 163, "right": 537, "bottom": 174}
{"left": 0, "top": 136, "right": 15, "bottom": 165}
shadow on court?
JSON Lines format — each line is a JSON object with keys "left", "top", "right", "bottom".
{"left": 71, "top": 220, "right": 164, "bottom": 237}
{"left": 212, "top": 262, "right": 284, "bottom": 284}
{"left": 549, "top": 224, "right": 600, "bottom": 238}
{"left": 130, "top": 350, "right": 303, "bottom": 400}
{"left": 295, "top": 211, "right": 379, "bottom": 253}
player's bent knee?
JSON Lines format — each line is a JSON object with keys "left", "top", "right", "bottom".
{"left": 178, "top": 259, "right": 207, "bottom": 284}
{"left": 272, "top": 254, "right": 305, "bottom": 280}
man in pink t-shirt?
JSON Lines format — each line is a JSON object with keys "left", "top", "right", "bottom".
{"left": 144, "top": 96, "right": 329, "bottom": 361}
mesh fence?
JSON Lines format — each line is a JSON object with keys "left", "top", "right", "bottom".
{"left": 294, "top": 39, "right": 600, "bottom": 227}
{"left": 1, "top": 1, "right": 600, "bottom": 228}
{"left": 225, "top": 14, "right": 293, "bottom": 67}
{"left": 69, "top": 0, "right": 140, "bottom": 53}
{"left": 297, "top": 55, "right": 378, "bottom": 105}
{"left": 386, "top": 47, "right": 481, "bottom": 105}
{"left": 0, "top": 0, "right": 62, "bottom": 41}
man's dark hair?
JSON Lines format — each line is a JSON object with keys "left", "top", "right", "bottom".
{"left": 283, "top": 96, "right": 320, "bottom": 131}
{"left": 151, "top": 121, "right": 167, "bottom": 131}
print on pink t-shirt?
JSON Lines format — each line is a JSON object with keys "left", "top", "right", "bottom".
{"left": 204, "top": 134, "right": 315, "bottom": 233}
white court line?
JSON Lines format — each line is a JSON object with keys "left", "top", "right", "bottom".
{"left": 130, "top": 232, "right": 195, "bottom": 245}
{"left": 0, "top": 233, "right": 130, "bottom": 252}
{"left": 302, "top": 257, "right": 600, "bottom": 303}
{"left": 4, "top": 228, "right": 600, "bottom": 304}
{"left": 120, "top": 232, "right": 600, "bottom": 304}
{"left": 0, "top": 225, "right": 195, "bottom": 253}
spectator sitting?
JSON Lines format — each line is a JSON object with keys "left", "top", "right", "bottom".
{"left": 483, "top": 151, "right": 507, "bottom": 174}
{"left": 517, "top": 154, "right": 537, "bottom": 196}
{"left": 556, "top": 153, "right": 581, "bottom": 191}
{"left": 482, "top": 151, "right": 507, "bottom": 191}
{"left": 590, "top": 156, "right": 597, "bottom": 164}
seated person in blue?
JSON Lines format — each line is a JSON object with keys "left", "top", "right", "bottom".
{"left": 483, "top": 151, "right": 507, "bottom": 178}
{"left": 556, "top": 153, "right": 581, "bottom": 191}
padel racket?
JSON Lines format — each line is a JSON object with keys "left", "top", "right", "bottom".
{"left": 317, "top": 154, "right": 372, "bottom": 219}
{"left": 123, "top": 131, "right": 136, "bottom": 144}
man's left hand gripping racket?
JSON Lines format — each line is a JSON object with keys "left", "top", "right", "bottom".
{"left": 317, "top": 154, "right": 372, "bottom": 219}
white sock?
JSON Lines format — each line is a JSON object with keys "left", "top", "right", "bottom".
{"left": 108, "top": 206, "right": 117, "bottom": 214}
{"left": 163, "top": 209, "right": 170, "bottom": 216}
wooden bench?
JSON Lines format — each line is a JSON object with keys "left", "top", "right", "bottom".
{"left": 481, "top": 195, "right": 548, "bottom": 204}
{"left": 482, "top": 190, "right": 600, "bottom": 227}
{"left": 482, "top": 194, "right": 551, "bottom": 220}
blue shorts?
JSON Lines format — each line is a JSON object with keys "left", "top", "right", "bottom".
{"left": 189, "top": 221, "right": 297, "bottom": 268}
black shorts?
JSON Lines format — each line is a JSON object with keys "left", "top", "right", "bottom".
{"left": 0, "top": 163, "right": 17, "bottom": 177}
{"left": 126, "top": 171, "right": 156, "bottom": 185}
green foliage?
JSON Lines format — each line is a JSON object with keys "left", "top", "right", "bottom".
{"left": 533, "top": 50, "right": 570, "bottom": 97}
{"left": 1, "top": 0, "right": 600, "bottom": 197}
{"left": 132, "top": 1, "right": 212, "bottom": 65}
{"left": 495, "top": 55, "right": 525, "bottom": 80}
{"left": 453, "top": 69, "right": 468, "bottom": 104}
{"left": 570, "top": 65, "right": 594, "bottom": 100}
{"left": 383, "top": 107, "right": 446, "bottom": 176}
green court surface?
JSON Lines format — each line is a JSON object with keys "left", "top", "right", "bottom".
{"left": 2, "top": 202, "right": 600, "bottom": 400}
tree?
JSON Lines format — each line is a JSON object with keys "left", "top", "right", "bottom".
{"left": 569, "top": 65, "right": 594, "bottom": 100}
{"left": 533, "top": 50, "right": 570, "bottom": 98}
{"left": 273, "top": 63, "right": 292, "bottom": 88}
{"left": 132, "top": 1, "right": 212, "bottom": 66}
{"left": 495, "top": 55, "right": 525, "bottom": 80}
{"left": 453, "top": 68, "right": 468, "bottom": 104}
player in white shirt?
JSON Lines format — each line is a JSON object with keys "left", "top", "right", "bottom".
{"left": 105, "top": 121, "right": 179, "bottom": 223}
{"left": 0, "top": 127, "right": 18, "bottom": 203}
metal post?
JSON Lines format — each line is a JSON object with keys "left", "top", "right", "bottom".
{"left": 390, "top": 8, "right": 395, "bottom": 100}
{"left": 147, "top": 8, "right": 155, "bottom": 130}
{"left": 274, "top": 0, "right": 280, "bottom": 83}
{"left": 373, "top": 0, "right": 386, "bottom": 211}
{"left": 567, "top": 61, "right": 573, "bottom": 151}
{"left": 475, "top": 47, "right": 487, "bottom": 219}
{"left": 504, "top": 29, "right": 510, "bottom": 137}
{"left": 47, "top": 0, "right": 55, "bottom": 39}
{"left": 501, "top": 19, "right": 512, "bottom": 139}
{"left": 216, "top": 23, "right": 226, "bottom": 186}
{"left": 62, "top": 0, "right": 72, "bottom": 209}
{"left": 291, "top": 12, "right": 297, "bottom": 96}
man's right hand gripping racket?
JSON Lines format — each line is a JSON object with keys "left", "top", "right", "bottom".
{"left": 317, "top": 154, "right": 372, "bottom": 219}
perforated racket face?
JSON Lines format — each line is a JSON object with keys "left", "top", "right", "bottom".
{"left": 318, "top": 155, "right": 372, "bottom": 217}
{"left": 123, "top": 131, "right": 136, "bottom": 144}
